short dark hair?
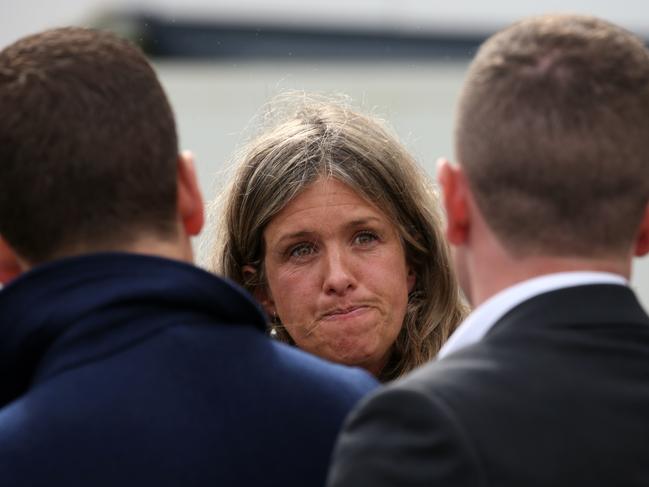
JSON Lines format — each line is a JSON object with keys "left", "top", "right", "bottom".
{"left": 456, "top": 15, "right": 649, "bottom": 257}
{"left": 0, "top": 27, "right": 179, "bottom": 263}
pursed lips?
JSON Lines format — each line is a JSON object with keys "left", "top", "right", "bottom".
{"left": 320, "top": 305, "right": 371, "bottom": 321}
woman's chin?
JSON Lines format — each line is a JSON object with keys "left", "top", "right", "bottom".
{"left": 318, "top": 337, "right": 388, "bottom": 375}
{"left": 290, "top": 310, "right": 395, "bottom": 375}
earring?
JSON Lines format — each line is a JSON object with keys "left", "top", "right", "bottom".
{"left": 269, "top": 312, "right": 279, "bottom": 338}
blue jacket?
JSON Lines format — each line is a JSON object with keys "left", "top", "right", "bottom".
{"left": 0, "top": 253, "right": 377, "bottom": 486}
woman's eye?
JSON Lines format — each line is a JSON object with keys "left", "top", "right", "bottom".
{"left": 354, "top": 231, "right": 379, "bottom": 246}
{"left": 289, "top": 243, "right": 316, "bottom": 259}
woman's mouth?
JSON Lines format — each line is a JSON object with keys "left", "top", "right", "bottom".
{"left": 321, "top": 306, "right": 370, "bottom": 321}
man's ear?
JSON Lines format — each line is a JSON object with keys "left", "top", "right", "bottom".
{"left": 437, "top": 158, "right": 470, "bottom": 246}
{"left": 0, "top": 236, "right": 24, "bottom": 285}
{"left": 243, "top": 264, "right": 276, "bottom": 317}
{"left": 177, "top": 151, "right": 204, "bottom": 237}
{"left": 634, "top": 203, "right": 649, "bottom": 257}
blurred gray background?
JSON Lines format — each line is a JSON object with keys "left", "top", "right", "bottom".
{"left": 2, "top": 0, "right": 649, "bottom": 309}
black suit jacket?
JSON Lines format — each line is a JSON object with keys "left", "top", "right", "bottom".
{"left": 328, "top": 284, "right": 649, "bottom": 486}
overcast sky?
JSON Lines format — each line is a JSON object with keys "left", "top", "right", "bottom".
{"left": 2, "top": 0, "right": 649, "bottom": 48}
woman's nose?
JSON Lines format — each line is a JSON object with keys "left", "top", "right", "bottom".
{"left": 322, "top": 248, "right": 356, "bottom": 295}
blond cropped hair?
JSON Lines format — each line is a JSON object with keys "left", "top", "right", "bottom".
{"left": 456, "top": 15, "right": 649, "bottom": 258}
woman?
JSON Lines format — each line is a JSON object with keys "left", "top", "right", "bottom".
{"left": 208, "top": 97, "right": 466, "bottom": 381}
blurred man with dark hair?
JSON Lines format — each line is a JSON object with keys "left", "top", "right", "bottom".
{"left": 328, "top": 14, "right": 649, "bottom": 487}
{"left": 0, "top": 27, "right": 376, "bottom": 487}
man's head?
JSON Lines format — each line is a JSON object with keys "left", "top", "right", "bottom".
{"left": 0, "top": 27, "right": 203, "bottom": 275}
{"left": 440, "top": 15, "right": 649, "bottom": 302}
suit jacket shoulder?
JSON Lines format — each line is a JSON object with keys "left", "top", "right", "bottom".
{"left": 329, "top": 285, "right": 649, "bottom": 487}
{"left": 327, "top": 369, "right": 487, "bottom": 487}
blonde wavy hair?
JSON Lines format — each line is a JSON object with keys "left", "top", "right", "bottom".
{"left": 207, "top": 94, "right": 466, "bottom": 381}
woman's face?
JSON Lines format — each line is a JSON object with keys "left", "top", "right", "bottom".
{"left": 260, "top": 177, "right": 415, "bottom": 376}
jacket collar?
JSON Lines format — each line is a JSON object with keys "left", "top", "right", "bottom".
{"left": 438, "top": 272, "right": 630, "bottom": 360}
{"left": 491, "top": 283, "right": 649, "bottom": 335}
{"left": 0, "top": 252, "right": 266, "bottom": 406}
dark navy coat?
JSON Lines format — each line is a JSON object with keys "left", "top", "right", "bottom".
{"left": 0, "top": 253, "right": 377, "bottom": 486}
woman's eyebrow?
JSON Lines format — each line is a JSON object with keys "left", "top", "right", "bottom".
{"left": 272, "top": 216, "right": 385, "bottom": 246}
{"left": 344, "top": 216, "right": 383, "bottom": 229}
{"left": 273, "top": 230, "right": 316, "bottom": 246}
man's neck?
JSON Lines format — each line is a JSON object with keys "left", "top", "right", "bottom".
{"left": 21, "top": 235, "right": 195, "bottom": 274}
{"left": 468, "top": 253, "right": 631, "bottom": 308}
{"left": 124, "top": 236, "right": 195, "bottom": 264}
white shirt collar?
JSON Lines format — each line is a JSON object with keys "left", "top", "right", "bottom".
{"left": 436, "top": 271, "right": 628, "bottom": 360}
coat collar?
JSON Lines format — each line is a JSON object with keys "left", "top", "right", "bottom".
{"left": 439, "top": 272, "right": 634, "bottom": 360}
{"left": 0, "top": 252, "right": 266, "bottom": 406}
{"left": 491, "top": 283, "right": 649, "bottom": 335}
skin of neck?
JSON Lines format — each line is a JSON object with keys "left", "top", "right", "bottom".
{"left": 1, "top": 152, "right": 204, "bottom": 284}
{"left": 118, "top": 219, "right": 195, "bottom": 264}
{"left": 461, "top": 198, "right": 633, "bottom": 308}
{"left": 438, "top": 158, "right": 642, "bottom": 309}
{"left": 2, "top": 223, "right": 195, "bottom": 283}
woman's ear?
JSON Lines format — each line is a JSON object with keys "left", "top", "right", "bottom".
{"left": 406, "top": 266, "right": 416, "bottom": 293}
{"left": 243, "top": 264, "right": 276, "bottom": 317}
